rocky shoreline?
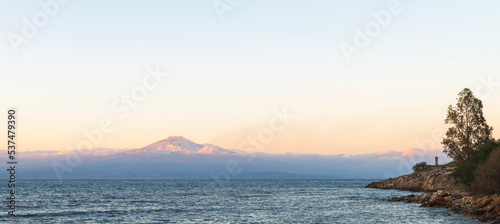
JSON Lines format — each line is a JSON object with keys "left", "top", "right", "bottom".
{"left": 366, "top": 169, "right": 500, "bottom": 223}
{"left": 366, "top": 168, "right": 454, "bottom": 192}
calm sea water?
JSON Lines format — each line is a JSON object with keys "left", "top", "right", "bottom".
{"left": 2, "top": 179, "right": 477, "bottom": 223}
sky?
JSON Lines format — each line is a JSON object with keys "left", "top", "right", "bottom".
{"left": 1, "top": 0, "right": 499, "bottom": 155}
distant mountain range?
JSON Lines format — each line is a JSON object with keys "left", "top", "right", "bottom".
{"left": 106, "top": 136, "right": 247, "bottom": 159}
{"left": 6, "top": 136, "right": 452, "bottom": 179}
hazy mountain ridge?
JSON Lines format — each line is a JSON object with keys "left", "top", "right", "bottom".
{"left": 127, "top": 136, "right": 243, "bottom": 154}
{"left": 3, "top": 136, "right": 452, "bottom": 179}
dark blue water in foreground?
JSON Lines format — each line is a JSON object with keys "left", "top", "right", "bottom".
{"left": 2, "top": 179, "right": 477, "bottom": 223}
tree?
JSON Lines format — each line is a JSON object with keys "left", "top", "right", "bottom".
{"left": 442, "top": 88, "right": 492, "bottom": 162}
{"left": 412, "top": 162, "right": 427, "bottom": 172}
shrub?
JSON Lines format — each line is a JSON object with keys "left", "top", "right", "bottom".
{"left": 476, "top": 139, "right": 500, "bottom": 164}
{"left": 451, "top": 161, "right": 477, "bottom": 189}
{"left": 474, "top": 147, "right": 500, "bottom": 194}
{"left": 412, "top": 162, "right": 428, "bottom": 172}
{"left": 450, "top": 139, "right": 499, "bottom": 190}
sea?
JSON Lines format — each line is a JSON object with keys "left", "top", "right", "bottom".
{"left": 1, "top": 179, "right": 478, "bottom": 223}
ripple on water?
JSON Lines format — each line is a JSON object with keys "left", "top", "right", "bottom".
{"left": 0, "top": 179, "right": 479, "bottom": 224}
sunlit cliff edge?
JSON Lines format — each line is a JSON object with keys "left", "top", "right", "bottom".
{"left": 366, "top": 168, "right": 500, "bottom": 223}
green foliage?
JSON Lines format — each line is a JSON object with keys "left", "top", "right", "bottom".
{"left": 451, "top": 139, "right": 500, "bottom": 190}
{"left": 412, "top": 162, "right": 427, "bottom": 172}
{"left": 440, "top": 161, "right": 456, "bottom": 171}
{"left": 442, "top": 88, "right": 493, "bottom": 162}
{"left": 442, "top": 161, "right": 455, "bottom": 168}
{"left": 451, "top": 161, "right": 477, "bottom": 188}
{"left": 476, "top": 139, "right": 500, "bottom": 164}
{"left": 441, "top": 88, "right": 498, "bottom": 192}
{"left": 474, "top": 147, "right": 500, "bottom": 194}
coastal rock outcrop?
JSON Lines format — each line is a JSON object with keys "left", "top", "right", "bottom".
{"left": 368, "top": 169, "right": 500, "bottom": 223}
{"left": 366, "top": 168, "right": 453, "bottom": 192}
{"left": 387, "top": 190, "right": 500, "bottom": 223}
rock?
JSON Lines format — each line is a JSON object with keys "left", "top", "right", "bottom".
{"left": 469, "top": 208, "right": 486, "bottom": 216}
{"left": 368, "top": 168, "right": 500, "bottom": 222}
{"left": 428, "top": 196, "right": 448, "bottom": 207}
{"left": 437, "top": 190, "right": 448, "bottom": 197}
{"left": 366, "top": 168, "right": 454, "bottom": 192}
{"left": 429, "top": 192, "right": 438, "bottom": 203}
{"left": 448, "top": 191, "right": 464, "bottom": 199}
{"left": 389, "top": 196, "right": 402, "bottom": 202}
{"left": 415, "top": 193, "right": 431, "bottom": 203}
{"left": 444, "top": 196, "right": 454, "bottom": 203}
{"left": 474, "top": 196, "right": 492, "bottom": 209}
{"left": 493, "top": 206, "right": 500, "bottom": 216}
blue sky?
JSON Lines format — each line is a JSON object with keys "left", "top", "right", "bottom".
{"left": 1, "top": 0, "right": 499, "bottom": 154}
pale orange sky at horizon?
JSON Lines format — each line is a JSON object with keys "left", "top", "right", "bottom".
{"left": 8, "top": 95, "right": 500, "bottom": 155}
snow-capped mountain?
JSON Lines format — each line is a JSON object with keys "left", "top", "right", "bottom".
{"left": 122, "top": 136, "right": 240, "bottom": 155}
{"left": 15, "top": 136, "right": 452, "bottom": 179}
